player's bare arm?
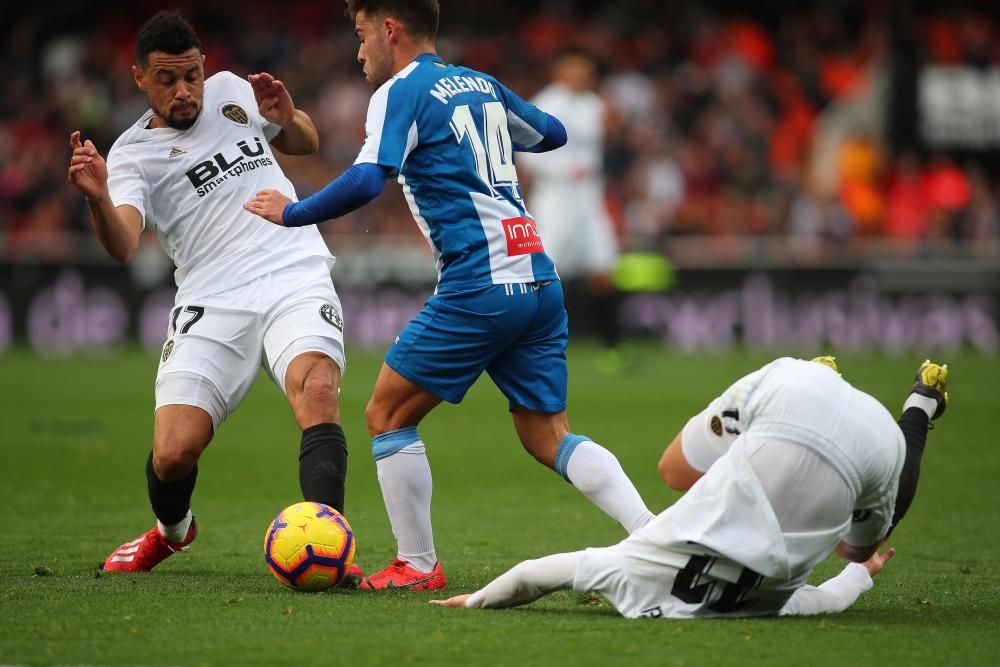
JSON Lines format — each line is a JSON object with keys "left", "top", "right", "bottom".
{"left": 658, "top": 430, "right": 704, "bottom": 492}
{"left": 249, "top": 72, "right": 318, "bottom": 155}
{"left": 67, "top": 131, "right": 141, "bottom": 262}
{"left": 245, "top": 162, "right": 390, "bottom": 226}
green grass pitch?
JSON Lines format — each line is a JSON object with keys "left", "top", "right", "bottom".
{"left": 1, "top": 345, "right": 998, "bottom": 666}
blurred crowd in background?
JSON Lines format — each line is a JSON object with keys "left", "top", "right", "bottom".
{"left": 2, "top": 0, "right": 999, "bottom": 265}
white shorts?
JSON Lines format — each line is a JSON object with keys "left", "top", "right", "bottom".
{"left": 530, "top": 183, "right": 618, "bottom": 277}
{"left": 154, "top": 257, "right": 345, "bottom": 430}
{"left": 574, "top": 541, "right": 793, "bottom": 620}
{"left": 575, "top": 434, "right": 858, "bottom": 620}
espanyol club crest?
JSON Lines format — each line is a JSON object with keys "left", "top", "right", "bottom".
{"left": 320, "top": 304, "right": 343, "bottom": 331}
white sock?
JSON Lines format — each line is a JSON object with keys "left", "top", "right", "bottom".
{"left": 376, "top": 441, "right": 437, "bottom": 573}
{"left": 563, "top": 440, "right": 654, "bottom": 534}
{"left": 157, "top": 510, "right": 192, "bottom": 544}
{"left": 903, "top": 394, "right": 938, "bottom": 420}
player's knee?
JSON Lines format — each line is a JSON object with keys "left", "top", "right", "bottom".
{"left": 365, "top": 399, "right": 387, "bottom": 436}
{"left": 301, "top": 372, "right": 338, "bottom": 409}
{"left": 152, "top": 444, "right": 201, "bottom": 481}
{"left": 289, "top": 360, "right": 341, "bottom": 427}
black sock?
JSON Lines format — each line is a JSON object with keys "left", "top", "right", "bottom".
{"left": 592, "top": 288, "right": 622, "bottom": 349}
{"left": 890, "top": 407, "right": 930, "bottom": 531}
{"left": 146, "top": 451, "right": 198, "bottom": 526}
{"left": 300, "top": 423, "right": 348, "bottom": 514}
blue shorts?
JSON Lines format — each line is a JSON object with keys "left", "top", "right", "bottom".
{"left": 386, "top": 281, "right": 569, "bottom": 413}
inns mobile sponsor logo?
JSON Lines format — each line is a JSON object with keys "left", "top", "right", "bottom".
{"left": 185, "top": 136, "right": 274, "bottom": 197}
{"left": 502, "top": 216, "right": 544, "bottom": 256}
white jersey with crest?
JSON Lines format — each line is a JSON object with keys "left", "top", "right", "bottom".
{"left": 106, "top": 71, "right": 333, "bottom": 303}
{"left": 579, "top": 358, "right": 906, "bottom": 618}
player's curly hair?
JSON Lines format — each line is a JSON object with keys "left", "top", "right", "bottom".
{"left": 345, "top": 0, "right": 439, "bottom": 42}
{"left": 136, "top": 11, "right": 202, "bottom": 66}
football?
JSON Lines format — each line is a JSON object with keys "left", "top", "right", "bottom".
{"left": 264, "top": 502, "right": 356, "bottom": 592}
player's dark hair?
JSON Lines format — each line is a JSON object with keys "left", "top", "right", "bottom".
{"left": 345, "top": 0, "right": 439, "bottom": 42}
{"left": 136, "top": 11, "right": 202, "bottom": 66}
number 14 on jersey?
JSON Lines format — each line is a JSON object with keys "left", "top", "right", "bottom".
{"left": 450, "top": 102, "right": 522, "bottom": 200}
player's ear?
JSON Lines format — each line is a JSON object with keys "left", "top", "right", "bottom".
{"left": 132, "top": 64, "right": 147, "bottom": 92}
{"left": 384, "top": 16, "right": 400, "bottom": 44}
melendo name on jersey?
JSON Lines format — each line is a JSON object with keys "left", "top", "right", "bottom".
{"left": 185, "top": 136, "right": 275, "bottom": 198}
{"left": 429, "top": 76, "right": 499, "bottom": 105}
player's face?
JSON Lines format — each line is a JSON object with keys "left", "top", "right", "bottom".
{"left": 557, "top": 56, "right": 597, "bottom": 93}
{"left": 134, "top": 49, "right": 205, "bottom": 130}
{"left": 355, "top": 11, "right": 392, "bottom": 90}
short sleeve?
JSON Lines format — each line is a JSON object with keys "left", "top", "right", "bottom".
{"left": 496, "top": 80, "right": 550, "bottom": 150}
{"left": 354, "top": 79, "right": 415, "bottom": 173}
{"left": 681, "top": 405, "right": 734, "bottom": 473}
{"left": 679, "top": 363, "right": 775, "bottom": 472}
{"left": 106, "top": 148, "right": 148, "bottom": 230}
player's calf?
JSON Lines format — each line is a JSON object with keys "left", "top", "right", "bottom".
{"left": 285, "top": 352, "right": 343, "bottom": 428}
{"left": 514, "top": 410, "right": 653, "bottom": 534}
{"left": 299, "top": 423, "right": 348, "bottom": 513}
{"left": 285, "top": 353, "right": 350, "bottom": 514}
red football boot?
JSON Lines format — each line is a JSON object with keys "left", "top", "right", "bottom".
{"left": 360, "top": 559, "right": 446, "bottom": 591}
{"left": 102, "top": 520, "right": 198, "bottom": 573}
{"left": 338, "top": 563, "right": 365, "bottom": 589}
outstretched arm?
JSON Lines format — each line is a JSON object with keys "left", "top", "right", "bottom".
{"left": 431, "top": 552, "right": 580, "bottom": 610}
{"left": 780, "top": 547, "right": 895, "bottom": 617}
{"left": 244, "top": 163, "right": 391, "bottom": 226}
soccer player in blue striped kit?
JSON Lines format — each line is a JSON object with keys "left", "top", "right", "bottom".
{"left": 245, "top": 0, "right": 654, "bottom": 590}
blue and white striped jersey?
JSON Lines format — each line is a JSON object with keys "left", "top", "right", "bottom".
{"left": 354, "top": 53, "right": 560, "bottom": 292}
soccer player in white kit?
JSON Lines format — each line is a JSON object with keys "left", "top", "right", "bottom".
{"left": 432, "top": 358, "right": 949, "bottom": 618}
{"left": 518, "top": 52, "right": 625, "bottom": 365}
{"left": 67, "top": 11, "right": 358, "bottom": 580}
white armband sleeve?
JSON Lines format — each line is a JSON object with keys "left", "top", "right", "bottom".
{"left": 779, "top": 563, "right": 873, "bottom": 616}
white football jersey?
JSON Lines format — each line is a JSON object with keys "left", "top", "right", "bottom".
{"left": 608, "top": 358, "right": 907, "bottom": 617}
{"left": 107, "top": 71, "right": 333, "bottom": 303}
{"left": 680, "top": 357, "right": 905, "bottom": 535}
{"left": 519, "top": 83, "right": 605, "bottom": 184}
